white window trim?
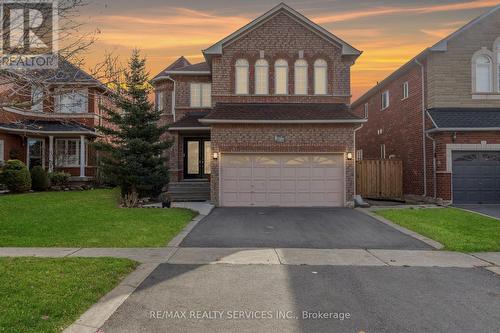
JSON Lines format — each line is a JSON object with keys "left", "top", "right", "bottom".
{"left": 274, "top": 59, "right": 289, "bottom": 95}
{"left": 314, "top": 59, "right": 328, "bottom": 95}
{"left": 294, "top": 59, "right": 308, "bottom": 95}
{"left": 381, "top": 90, "right": 390, "bottom": 110}
{"left": 402, "top": 81, "right": 409, "bottom": 100}
{"left": 380, "top": 144, "right": 386, "bottom": 159}
{"left": 0, "top": 139, "right": 4, "bottom": 163}
{"left": 235, "top": 59, "right": 249, "bottom": 95}
{"left": 55, "top": 88, "right": 89, "bottom": 114}
{"left": 363, "top": 103, "right": 368, "bottom": 118}
{"left": 471, "top": 49, "right": 494, "bottom": 94}
{"left": 156, "top": 91, "right": 165, "bottom": 112}
{"left": 254, "top": 59, "right": 269, "bottom": 95}
{"left": 55, "top": 138, "right": 81, "bottom": 168}
{"left": 27, "top": 138, "right": 45, "bottom": 169}
{"left": 494, "top": 37, "right": 500, "bottom": 93}
{"left": 445, "top": 143, "right": 500, "bottom": 172}
{"left": 190, "top": 83, "right": 211, "bottom": 108}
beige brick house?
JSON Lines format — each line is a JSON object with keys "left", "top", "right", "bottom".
{"left": 152, "top": 3, "right": 365, "bottom": 207}
{"left": 352, "top": 5, "right": 500, "bottom": 204}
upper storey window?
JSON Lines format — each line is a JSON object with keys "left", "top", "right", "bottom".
{"left": 255, "top": 59, "right": 269, "bottom": 95}
{"left": 381, "top": 90, "right": 390, "bottom": 110}
{"left": 314, "top": 59, "right": 327, "bottom": 95}
{"left": 55, "top": 89, "right": 88, "bottom": 113}
{"left": 496, "top": 41, "right": 500, "bottom": 92}
{"left": 155, "top": 91, "right": 165, "bottom": 112}
{"left": 235, "top": 59, "right": 249, "bottom": 95}
{"left": 294, "top": 59, "right": 308, "bottom": 95}
{"left": 190, "top": 83, "right": 211, "bottom": 108}
{"left": 31, "top": 85, "right": 43, "bottom": 113}
{"left": 275, "top": 59, "right": 288, "bottom": 95}
{"left": 474, "top": 55, "right": 492, "bottom": 93}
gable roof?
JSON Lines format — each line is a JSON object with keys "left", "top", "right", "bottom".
{"left": 165, "top": 56, "right": 191, "bottom": 71}
{"left": 152, "top": 60, "right": 211, "bottom": 81}
{"left": 427, "top": 108, "right": 500, "bottom": 131}
{"left": 203, "top": 3, "right": 361, "bottom": 59}
{"left": 352, "top": 4, "right": 500, "bottom": 108}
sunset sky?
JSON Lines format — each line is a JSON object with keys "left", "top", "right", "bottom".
{"left": 79, "top": 0, "right": 499, "bottom": 99}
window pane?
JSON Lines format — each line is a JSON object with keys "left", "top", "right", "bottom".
{"left": 255, "top": 60, "right": 268, "bottom": 95}
{"left": 476, "top": 64, "right": 491, "bottom": 92}
{"left": 187, "top": 141, "right": 199, "bottom": 174}
{"left": 204, "top": 141, "right": 211, "bottom": 175}
{"left": 236, "top": 67, "right": 249, "bottom": 94}
{"left": 201, "top": 84, "right": 211, "bottom": 107}
{"left": 57, "top": 90, "right": 87, "bottom": 113}
{"left": 275, "top": 60, "right": 288, "bottom": 95}
{"left": 190, "top": 84, "right": 201, "bottom": 107}
{"left": 156, "top": 91, "right": 164, "bottom": 111}
{"left": 314, "top": 59, "right": 327, "bottom": 95}
{"left": 294, "top": 60, "right": 307, "bottom": 95}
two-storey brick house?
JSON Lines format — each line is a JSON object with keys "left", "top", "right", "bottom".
{"left": 0, "top": 59, "right": 110, "bottom": 181}
{"left": 152, "top": 3, "right": 365, "bottom": 207}
{"left": 352, "top": 5, "right": 500, "bottom": 204}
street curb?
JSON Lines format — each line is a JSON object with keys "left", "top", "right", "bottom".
{"left": 355, "top": 208, "right": 444, "bottom": 250}
{"left": 454, "top": 206, "right": 500, "bottom": 221}
{"left": 63, "top": 263, "right": 159, "bottom": 333}
{"left": 166, "top": 213, "right": 207, "bottom": 247}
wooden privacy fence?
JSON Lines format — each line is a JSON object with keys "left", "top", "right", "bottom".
{"left": 356, "top": 159, "right": 403, "bottom": 200}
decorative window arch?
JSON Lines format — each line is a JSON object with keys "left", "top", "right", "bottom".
{"left": 235, "top": 59, "right": 249, "bottom": 94}
{"left": 294, "top": 59, "right": 308, "bottom": 95}
{"left": 255, "top": 59, "right": 269, "bottom": 95}
{"left": 274, "top": 59, "right": 288, "bottom": 95}
{"left": 473, "top": 54, "right": 493, "bottom": 93}
{"left": 314, "top": 59, "right": 328, "bottom": 95}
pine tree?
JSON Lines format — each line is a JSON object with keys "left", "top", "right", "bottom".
{"left": 95, "top": 50, "right": 170, "bottom": 206}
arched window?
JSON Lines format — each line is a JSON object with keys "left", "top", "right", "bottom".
{"left": 274, "top": 59, "right": 288, "bottom": 95}
{"left": 495, "top": 39, "right": 500, "bottom": 92}
{"left": 255, "top": 59, "right": 269, "bottom": 95}
{"left": 314, "top": 59, "right": 328, "bottom": 95}
{"left": 294, "top": 59, "right": 308, "bottom": 95}
{"left": 474, "top": 55, "right": 492, "bottom": 93}
{"left": 235, "top": 59, "right": 249, "bottom": 94}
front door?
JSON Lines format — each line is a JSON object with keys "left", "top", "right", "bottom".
{"left": 184, "top": 138, "right": 211, "bottom": 179}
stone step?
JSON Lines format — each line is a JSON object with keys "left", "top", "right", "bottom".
{"left": 168, "top": 181, "right": 210, "bottom": 202}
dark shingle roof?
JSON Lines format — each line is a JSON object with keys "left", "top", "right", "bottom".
{"left": 0, "top": 120, "right": 96, "bottom": 134}
{"left": 153, "top": 58, "right": 210, "bottom": 80}
{"left": 201, "top": 103, "right": 364, "bottom": 122}
{"left": 169, "top": 112, "right": 210, "bottom": 130}
{"left": 427, "top": 108, "right": 500, "bottom": 129}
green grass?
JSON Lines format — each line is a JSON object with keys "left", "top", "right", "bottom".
{"left": 0, "top": 189, "right": 196, "bottom": 247}
{"left": 0, "top": 257, "right": 137, "bottom": 333}
{"left": 377, "top": 208, "right": 500, "bottom": 252}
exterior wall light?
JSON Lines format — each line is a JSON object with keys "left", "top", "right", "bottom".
{"left": 346, "top": 152, "right": 353, "bottom": 160}
{"left": 213, "top": 152, "right": 219, "bottom": 160}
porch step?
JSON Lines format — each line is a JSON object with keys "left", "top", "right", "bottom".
{"left": 168, "top": 181, "right": 210, "bottom": 202}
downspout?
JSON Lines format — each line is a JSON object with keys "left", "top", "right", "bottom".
{"left": 425, "top": 132, "right": 437, "bottom": 199}
{"left": 414, "top": 58, "right": 427, "bottom": 197}
{"left": 353, "top": 123, "right": 364, "bottom": 197}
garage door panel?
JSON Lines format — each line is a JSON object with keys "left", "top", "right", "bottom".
{"left": 452, "top": 151, "right": 500, "bottom": 204}
{"left": 221, "top": 154, "right": 344, "bottom": 207}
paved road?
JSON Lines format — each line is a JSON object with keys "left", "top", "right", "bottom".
{"left": 180, "top": 208, "right": 431, "bottom": 249}
{"left": 102, "top": 264, "right": 500, "bottom": 333}
{"left": 456, "top": 204, "right": 500, "bottom": 219}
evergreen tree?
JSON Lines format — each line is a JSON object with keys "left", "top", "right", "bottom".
{"left": 95, "top": 50, "right": 170, "bottom": 206}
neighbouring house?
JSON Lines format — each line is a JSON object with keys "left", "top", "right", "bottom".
{"left": 352, "top": 5, "right": 500, "bottom": 205}
{"left": 152, "top": 3, "right": 365, "bottom": 207}
{"left": 0, "top": 59, "right": 110, "bottom": 182}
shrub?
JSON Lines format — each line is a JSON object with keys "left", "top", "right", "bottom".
{"left": 1, "top": 160, "right": 31, "bottom": 193}
{"left": 48, "top": 171, "right": 71, "bottom": 187}
{"left": 30, "top": 166, "right": 49, "bottom": 191}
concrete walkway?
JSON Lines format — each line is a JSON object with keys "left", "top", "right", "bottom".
{"left": 1, "top": 247, "right": 498, "bottom": 269}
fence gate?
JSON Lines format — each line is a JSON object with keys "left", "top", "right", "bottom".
{"left": 356, "top": 159, "right": 403, "bottom": 200}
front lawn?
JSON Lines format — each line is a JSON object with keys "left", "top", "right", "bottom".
{"left": 377, "top": 208, "right": 500, "bottom": 252}
{"left": 0, "top": 189, "right": 196, "bottom": 247}
{"left": 0, "top": 257, "right": 136, "bottom": 333}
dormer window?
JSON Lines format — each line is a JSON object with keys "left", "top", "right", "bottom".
{"left": 255, "top": 59, "right": 269, "bottom": 95}
{"left": 235, "top": 59, "right": 249, "bottom": 94}
{"left": 314, "top": 59, "right": 327, "bottom": 95}
{"left": 274, "top": 59, "right": 288, "bottom": 95}
{"left": 294, "top": 59, "right": 308, "bottom": 95}
{"left": 474, "top": 55, "right": 492, "bottom": 93}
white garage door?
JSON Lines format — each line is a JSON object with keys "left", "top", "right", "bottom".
{"left": 220, "top": 154, "right": 344, "bottom": 207}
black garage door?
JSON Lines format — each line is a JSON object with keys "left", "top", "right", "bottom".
{"left": 452, "top": 151, "right": 500, "bottom": 204}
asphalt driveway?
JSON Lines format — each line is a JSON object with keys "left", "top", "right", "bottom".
{"left": 101, "top": 264, "right": 500, "bottom": 333}
{"left": 455, "top": 204, "right": 500, "bottom": 219}
{"left": 180, "top": 208, "right": 431, "bottom": 249}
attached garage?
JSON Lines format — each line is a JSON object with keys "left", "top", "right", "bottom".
{"left": 452, "top": 151, "right": 500, "bottom": 204}
{"left": 220, "top": 153, "right": 345, "bottom": 207}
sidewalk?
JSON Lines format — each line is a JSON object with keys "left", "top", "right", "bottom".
{"left": 1, "top": 247, "right": 499, "bottom": 269}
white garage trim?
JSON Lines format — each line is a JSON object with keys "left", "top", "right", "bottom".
{"left": 219, "top": 152, "right": 347, "bottom": 207}
{"left": 446, "top": 143, "right": 500, "bottom": 172}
